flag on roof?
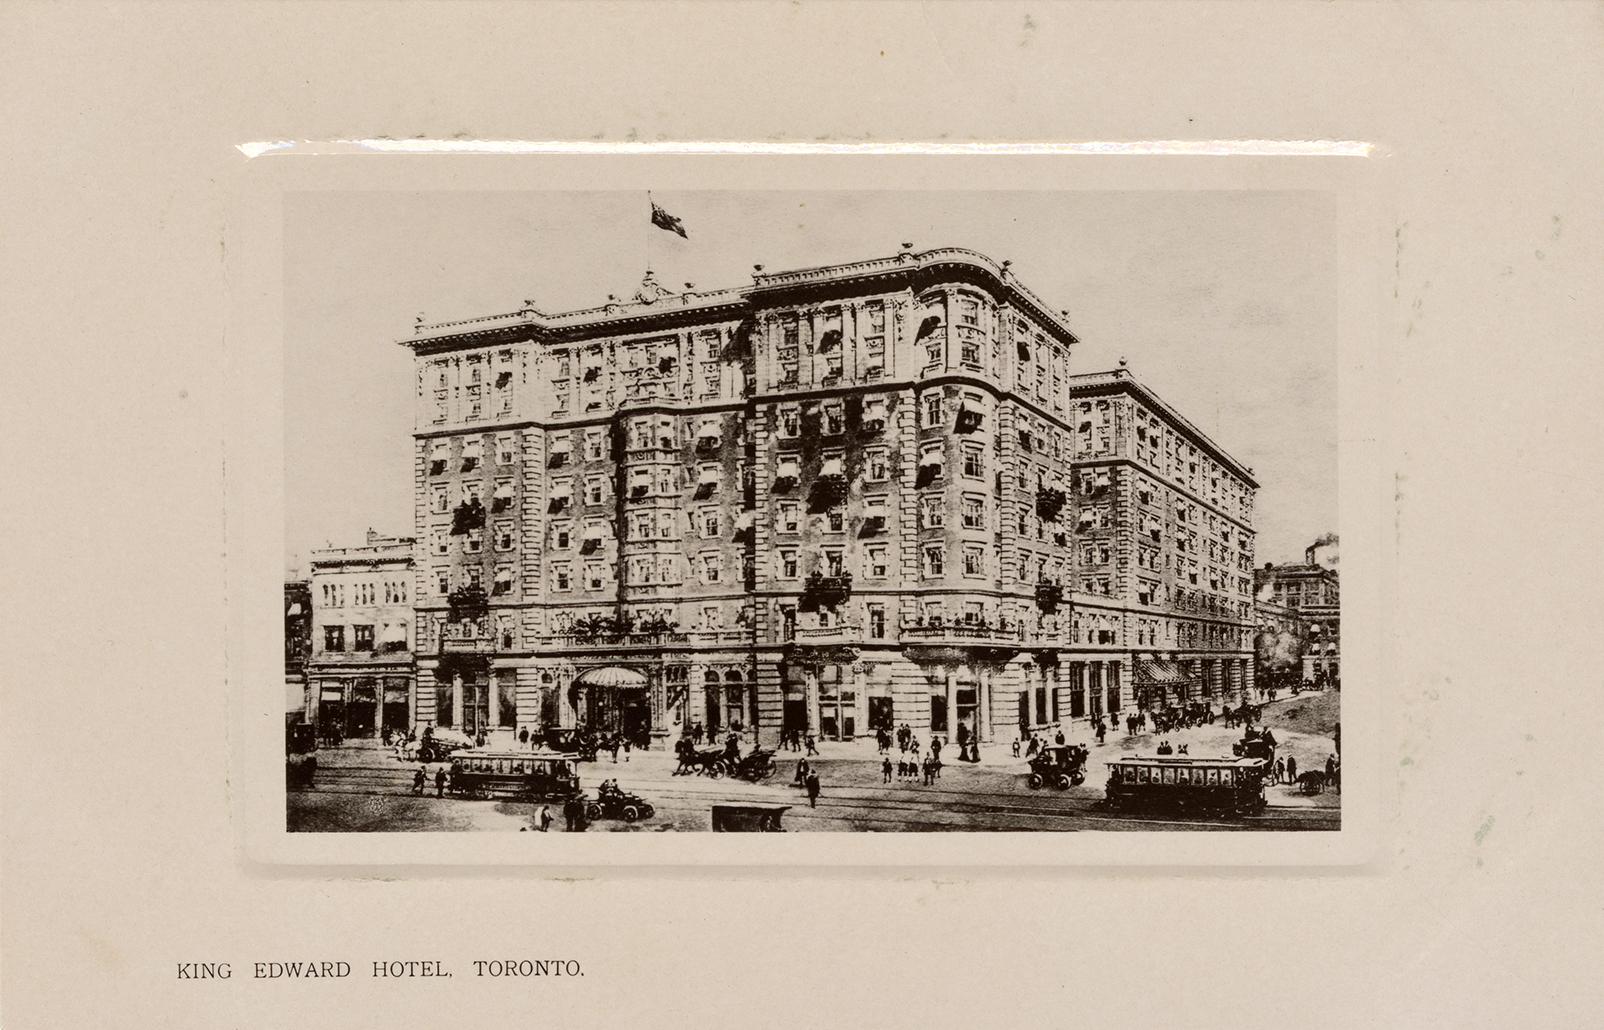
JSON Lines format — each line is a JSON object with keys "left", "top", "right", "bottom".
{"left": 650, "top": 200, "right": 688, "bottom": 238}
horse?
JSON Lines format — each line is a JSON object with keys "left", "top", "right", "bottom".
{"left": 1295, "top": 770, "right": 1327, "bottom": 795}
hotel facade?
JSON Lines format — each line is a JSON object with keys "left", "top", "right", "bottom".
{"left": 402, "top": 247, "right": 1257, "bottom": 746}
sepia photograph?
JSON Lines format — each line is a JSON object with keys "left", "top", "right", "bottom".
{"left": 283, "top": 189, "right": 1341, "bottom": 834}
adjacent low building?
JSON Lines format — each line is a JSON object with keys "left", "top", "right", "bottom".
{"left": 305, "top": 530, "right": 417, "bottom": 739}
{"left": 1254, "top": 539, "right": 1340, "bottom": 685}
{"left": 399, "top": 247, "right": 1259, "bottom": 746}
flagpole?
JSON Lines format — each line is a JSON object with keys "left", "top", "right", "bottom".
{"left": 645, "top": 190, "right": 652, "bottom": 276}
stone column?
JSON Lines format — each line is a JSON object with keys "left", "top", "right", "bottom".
{"left": 451, "top": 671, "right": 464, "bottom": 728}
{"left": 488, "top": 669, "right": 501, "bottom": 728}
{"left": 853, "top": 665, "right": 867, "bottom": 738}
{"left": 978, "top": 668, "right": 993, "bottom": 743}
{"left": 805, "top": 667, "right": 820, "bottom": 735}
{"left": 944, "top": 670, "right": 957, "bottom": 737}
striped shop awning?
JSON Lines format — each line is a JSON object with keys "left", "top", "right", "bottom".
{"left": 1136, "top": 661, "right": 1190, "bottom": 686}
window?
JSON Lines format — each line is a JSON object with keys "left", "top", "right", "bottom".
{"left": 496, "top": 523, "right": 514, "bottom": 551}
{"left": 961, "top": 495, "right": 984, "bottom": 529}
{"left": 823, "top": 550, "right": 845, "bottom": 576}
{"left": 963, "top": 546, "right": 985, "bottom": 577}
{"left": 461, "top": 439, "right": 481, "bottom": 472}
{"left": 492, "top": 568, "right": 513, "bottom": 596}
{"left": 962, "top": 445, "right": 984, "bottom": 479}
{"left": 823, "top": 404, "right": 844, "bottom": 435}
{"left": 496, "top": 435, "right": 515, "bottom": 465}
{"left": 467, "top": 566, "right": 482, "bottom": 589}
{"left": 323, "top": 625, "right": 345, "bottom": 651}
{"left": 826, "top": 507, "right": 844, "bottom": 533}
{"left": 780, "top": 408, "right": 799, "bottom": 436}
{"left": 586, "top": 477, "right": 605, "bottom": 505}
{"left": 436, "top": 571, "right": 449, "bottom": 596}
{"left": 923, "top": 546, "right": 944, "bottom": 577}
{"left": 923, "top": 392, "right": 943, "bottom": 427}
{"left": 780, "top": 550, "right": 798, "bottom": 578}
{"left": 921, "top": 494, "right": 944, "bottom": 529}
{"left": 552, "top": 563, "right": 572, "bottom": 592}
{"left": 430, "top": 441, "right": 449, "bottom": 475}
{"left": 866, "top": 545, "right": 888, "bottom": 578}
{"left": 778, "top": 502, "right": 800, "bottom": 533}
{"left": 701, "top": 553, "right": 721, "bottom": 584}
{"left": 868, "top": 603, "right": 886, "bottom": 638}
{"left": 864, "top": 495, "right": 887, "bottom": 530}
{"left": 700, "top": 510, "right": 719, "bottom": 538}
{"left": 866, "top": 449, "right": 888, "bottom": 481}
{"left": 432, "top": 484, "right": 449, "bottom": 514}
{"left": 465, "top": 529, "right": 483, "bottom": 554}
{"left": 584, "top": 562, "right": 605, "bottom": 590}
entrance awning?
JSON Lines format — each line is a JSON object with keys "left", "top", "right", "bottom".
{"left": 573, "top": 666, "right": 648, "bottom": 689}
{"left": 1136, "top": 661, "right": 1190, "bottom": 686}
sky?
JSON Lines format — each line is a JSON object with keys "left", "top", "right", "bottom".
{"left": 284, "top": 189, "right": 1336, "bottom": 576}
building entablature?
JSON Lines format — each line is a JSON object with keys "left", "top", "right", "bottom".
{"left": 397, "top": 247, "right": 1078, "bottom": 357}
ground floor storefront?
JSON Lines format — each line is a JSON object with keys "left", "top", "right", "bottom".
{"left": 404, "top": 647, "right": 1254, "bottom": 749}
{"left": 305, "top": 665, "right": 415, "bottom": 741}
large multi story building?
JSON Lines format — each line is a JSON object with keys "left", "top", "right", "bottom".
{"left": 401, "top": 246, "right": 1257, "bottom": 746}
{"left": 305, "top": 530, "right": 417, "bottom": 738}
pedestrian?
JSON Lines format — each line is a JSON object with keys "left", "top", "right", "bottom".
{"left": 412, "top": 768, "right": 425, "bottom": 796}
{"left": 1273, "top": 757, "right": 1285, "bottom": 784}
{"left": 882, "top": 756, "right": 893, "bottom": 783}
{"left": 1012, "top": 736, "right": 1021, "bottom": 758}
{"left": 518, "top": 726, "right": 529, "bottom": 747}
{"left": 1055, "top": 728, "right": 1066, "bottom": 746}
{"left": 562, "top": 796, "right": 576, "bottom": 831}
{"left": 622, "top": 736, "right": 631, "bottom": 762}
{"left": 1096, "top": 721, "right": 1106, "bottom": 746}
{"left": 1286, "top": 754, "right": 1297, "bottom": 784}
{"left": 805, "top": 733, "right": 818, "bottom": 756}
{"left": 434, "top": 767, "right": 447, "bottom": 797}
{"left": 794, "top": 756, "right": 809, "bottom": 786}
{"left": 804, "top": 770, "right": 821, "bottom": 808}
{"left": 536, "top": 805, "right": 552, "bottom": 832}
{"left": 922, "top": 755, "right": 935, "bottom": 786}
{"left": 611, "top": 736, "right": 621, "bottom": 763}
{"left": 897, "top": 754, "right": 908, "bottom": 779}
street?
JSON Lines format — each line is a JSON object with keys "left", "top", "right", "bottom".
{"left": 289, "top": 692, "right": 1340, "bottom": 833}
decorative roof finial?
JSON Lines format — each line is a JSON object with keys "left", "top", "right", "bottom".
{"left": 753, "top": 263, "right": 764, "bottom": 273}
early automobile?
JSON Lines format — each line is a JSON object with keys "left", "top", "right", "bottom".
{"left": 710, "top": 803, "right": 790, "bottom": 832}
{"left": 731, "top": 747, "right": 779, "bottom": 783}
{"left": 446, "top": 750, "right": 582, "bottom": 801}
{"left": 582, "top": 782, "right": 655, "bottom": 823}
{"left": 1103, "top": 755, "right": 1268, "bottom": 816}
{"left": 1026, "top": 743, "right": 1089, "bottom": 790}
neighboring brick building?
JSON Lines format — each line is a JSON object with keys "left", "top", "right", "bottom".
{"left": 400, "top": 246, "right": 1258, "bottom": 746}
{"left": 285, "top": 580, "right": 311, "bottom": 721}
{"left": 1255, "top": 539, "right": 1340, "bottom": 684}
{"left": 305, "top": 530, "right": 417, "bottom": 739}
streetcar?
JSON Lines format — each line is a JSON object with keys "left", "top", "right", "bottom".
{"left": 1103, "top": 755, "right": 1268, "bottom": 816}
{"left": 446, "top": 750, "right": 582, "bottom": 801}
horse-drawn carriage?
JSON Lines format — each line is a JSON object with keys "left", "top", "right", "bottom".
{"left": 1026, "top": 744, "right": 1089, "bottom": 790}
{"left": 541, "top": 728, "right": 600, "bottom": 762}
{"left": 673, "top": 740, "right": 730, "bottom": 777}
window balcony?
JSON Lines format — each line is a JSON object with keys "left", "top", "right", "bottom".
{"left": 901, "top": 620, "right": 1030, "bottom": 646}
{"left": 802, "top": 571, "right": 853, "bottom": 607}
